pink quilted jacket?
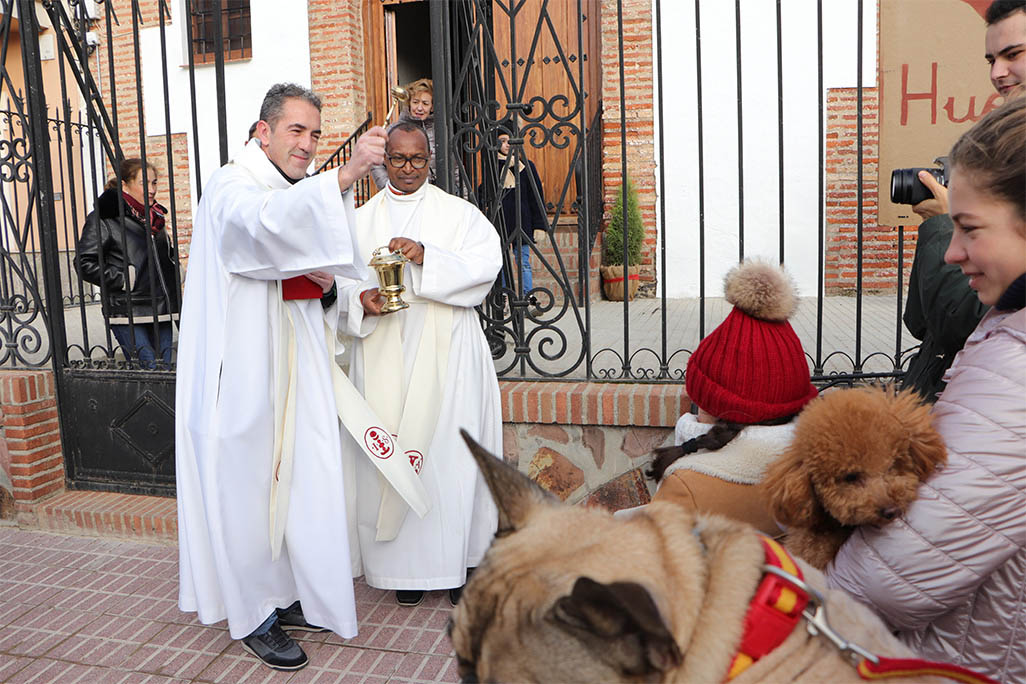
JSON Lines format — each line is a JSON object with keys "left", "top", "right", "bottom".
{"left": 827, "top": 306, "right": 1026, "bottom": 684}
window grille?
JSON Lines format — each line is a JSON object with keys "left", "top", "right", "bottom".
{"left": 191, "top": 0, "right": 252, "bottom": 64}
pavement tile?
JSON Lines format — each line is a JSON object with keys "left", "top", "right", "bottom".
{"left": 0, "top": 600, "right": 34, "bottom": 625}
{"left": 0, "top": 652, "right": 34, "bottom": 681}
{"left": 192, "top": 649, "right": 297, "bottom": 684}
{"left": 106, "top": 595, "right": 194, "bottom": 625}
{"left": 390, "top": 652, "right": 459, "bottom": 683}
{"left": 51, "top": 586, "right": 131, "bottom": 614}
{"left": 109, "top": 671, "right": 192, "bottom": 683}
{"left": 57, "top": 634, "right": 141, "bottom": 668}
{"left": 1, "top": 530, "right": 462, "bottom": 682}
{"left": 2, "top": 656, "right": 109, "bottom": 683}
{"left": 117, "top": 623, "right": 230, "bottom": 680}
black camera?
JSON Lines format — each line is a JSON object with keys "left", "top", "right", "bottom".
{"left": 890, "top": 157, "right": 949, "bottom": 206}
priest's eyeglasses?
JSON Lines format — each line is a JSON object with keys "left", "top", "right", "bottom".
{"left": 387, "top": 155, "right": 429, "bottom": 169}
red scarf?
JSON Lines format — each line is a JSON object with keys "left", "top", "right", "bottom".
{"left": 121, "top": 191, "right": 166, "bottom": 234}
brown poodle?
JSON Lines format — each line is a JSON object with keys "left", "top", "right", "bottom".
{"left": 761, "top": 385, "right": 947, "bottom": 569}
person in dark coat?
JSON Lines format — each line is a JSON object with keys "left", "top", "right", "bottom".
{"left": 75, "top": 158, "right": 180, "bottom": 368}
{"left": 900, "top": 0, "right": 1024, "bottom": 399}
{"left": 478, "top": 132, "right": 547, "bottom": 307}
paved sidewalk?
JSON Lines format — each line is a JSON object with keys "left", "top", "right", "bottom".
{"left": 0, "top": 528, "right": 459, "bottom": 683}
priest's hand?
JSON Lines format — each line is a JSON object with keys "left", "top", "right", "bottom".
{"left": 360, "top": 287, "right": 386, "bottom": 316}
{"left": 304, "top": 270, "right": 336, "bottom": 294}
{"left": 337, "top": 126, "right": 388, "bottom": 192}
{"left": 389, "top": 237, "right": 424, "bottom": 265}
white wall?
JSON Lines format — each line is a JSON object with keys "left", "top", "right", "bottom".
{"left": 136, "top": 1, "right": 313, "bottom": 213}
{"left": 654, "top": 0, "right": 877, "bottom": 297}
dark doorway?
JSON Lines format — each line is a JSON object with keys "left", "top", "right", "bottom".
{"left": 394, "top": 2, "right": 432, "bottom": 86}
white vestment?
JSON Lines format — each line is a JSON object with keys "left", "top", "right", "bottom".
{"left": 175, "top": 139, "right": 364, "bottom": 639}
{"left": 339, "top": 182, "right": 502, "bottom": 590}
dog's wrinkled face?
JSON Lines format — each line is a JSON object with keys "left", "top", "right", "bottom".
{"left": 780, "top": 386, "right": 947, "bottom": 528}
{"left": 449, "top": 432, "right": 689, "bottom": 684}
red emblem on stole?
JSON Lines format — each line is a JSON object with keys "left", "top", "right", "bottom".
{"left": 406, "top": 450, "right": 424, "bottom": 474}
{"left": 364, "top": 427, "right": 395, "bottom": 459}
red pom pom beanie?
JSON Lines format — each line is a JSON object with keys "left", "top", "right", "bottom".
{"left": 685, "top": 260, "right": 818, "bottom": 423}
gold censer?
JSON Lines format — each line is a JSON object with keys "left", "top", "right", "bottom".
{"left": 369, "top": 246, "right": 410, "bottom": 313}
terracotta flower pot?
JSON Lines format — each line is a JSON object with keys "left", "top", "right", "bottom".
{"left": 600, "top": 264, "right": 640, "bottom": 301}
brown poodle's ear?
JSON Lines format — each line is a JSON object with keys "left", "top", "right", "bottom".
{"left": 762, "top": 452, "right": 825, "bottom": 528}
{"left": 890, "top": 389, "right": 948, "bottom": 480}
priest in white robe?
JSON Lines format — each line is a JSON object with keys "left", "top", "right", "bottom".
{"left": 338, "top": 122, "right": 502, "bottom": 607}
{"left": 175, "top": 83, "right": 386, "bottom": 671}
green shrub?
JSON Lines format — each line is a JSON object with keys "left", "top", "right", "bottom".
{"left": 603, "top": 180, "right": 643, "bottom": 267}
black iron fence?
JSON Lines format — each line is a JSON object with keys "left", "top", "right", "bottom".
{"left": 434, "top": 0, "right": 917, "bottom": 385}
{"left": 1, "top": 0, "right": 920, "bottom": 387}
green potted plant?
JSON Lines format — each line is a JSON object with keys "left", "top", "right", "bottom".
{"left": 600, "top": 180, "right": 643, "bottom": 301}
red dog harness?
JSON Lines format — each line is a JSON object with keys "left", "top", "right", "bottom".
{"left": 724, "top": 536, "right": 997, "bottom": 684}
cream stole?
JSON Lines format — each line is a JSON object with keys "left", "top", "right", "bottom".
{"left": 360, "top": 184, "right": 459, "bottom": 540}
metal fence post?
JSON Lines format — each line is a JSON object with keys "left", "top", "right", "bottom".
{"left": 17, "top": 0, "right": 67, "bottom": 368}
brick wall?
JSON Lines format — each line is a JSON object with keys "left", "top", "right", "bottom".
{"left": 824, "top": 87, "right": 916, "bottom": 293}
{"left": 600, "top": 0, "right": 658, "bottom": 297}
{"left": 145, "top": 132, "right": 193, "bottom": 265}
{"left": 0, "top": 371, "right": 65, "bottom": 525}
{"left": 307, "top": 0, "right": 369, "bottom": 168}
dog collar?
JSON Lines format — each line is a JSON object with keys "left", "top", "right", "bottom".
{"left": 724, "top": 535, "right": 997, "bottom": 684}
{"left": 725, "top": 536, "right": 808, "bottom": 679}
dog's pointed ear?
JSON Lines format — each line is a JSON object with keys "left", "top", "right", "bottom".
{"left": 460, "top": 429, "right": 554, "bottom": 534}
{"left": 762, "top": 451, "right": 824, "bottom": 528}
{"left": 549, "top": 577, "right": 682, "bottom": 676}
{"left": 889, "top": 389, "right": 948, "bottom": 480}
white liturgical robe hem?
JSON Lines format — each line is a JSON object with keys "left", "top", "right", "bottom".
{"left": 176, "top": 139, "right": 364, "bottom": 639}
{"left": 338, "top": 183, "right": 503, "bottom": 589}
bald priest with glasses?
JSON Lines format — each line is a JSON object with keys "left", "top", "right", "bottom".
{"left": 335, "top": 121, "right": 503, "bottom": 607}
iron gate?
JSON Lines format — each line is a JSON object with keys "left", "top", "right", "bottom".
{"left": 1, "top": 0, "right": 212, "bottom": 496}
{"left": 2, "top": 0, "right": 919, "bottom": 497}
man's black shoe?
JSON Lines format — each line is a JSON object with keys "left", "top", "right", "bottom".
{"left": 395, "top": 590, "right": 425, "bottom": 606}
{"left": 276, "top": 601, "right": 329, "bottom": 633}
{"left": 448, "top": 586, "right": 463, "bottom": 607}
{"left": 240, "top": 621, "right": 308, "bottom": 670}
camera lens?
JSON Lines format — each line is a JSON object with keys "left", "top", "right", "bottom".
{"left": 890, "top": 167, "right": 943, "bottom": 206}
{"left": 890, "top": 169, "right": 915, "bottom": 205}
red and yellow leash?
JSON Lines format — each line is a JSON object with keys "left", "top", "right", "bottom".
{"left": 725, "top": 536, "right": 997, "bottom": 684}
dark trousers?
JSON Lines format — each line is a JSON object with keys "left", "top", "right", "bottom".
{"left": 111, "top": 322, "right": 173, "bottom": 369}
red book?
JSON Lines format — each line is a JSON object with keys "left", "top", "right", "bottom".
{"left": 282, "top": 276, "right": 324, "bottom": 300}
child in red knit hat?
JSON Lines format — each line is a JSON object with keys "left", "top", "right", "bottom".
{"left": 647, "top": 259, "right": 818, "bottom": 536}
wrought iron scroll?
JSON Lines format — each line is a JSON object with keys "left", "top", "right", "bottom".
{"left": 436, "top": 0, "right": 596, "bottom": 379}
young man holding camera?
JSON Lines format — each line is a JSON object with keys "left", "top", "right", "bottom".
{"left": 900, "top": 0, "right": 1024, "bottom": 400}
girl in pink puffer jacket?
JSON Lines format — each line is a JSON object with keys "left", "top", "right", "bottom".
{"left": 826, "top": 99, "right": 1026, "bottom": 683}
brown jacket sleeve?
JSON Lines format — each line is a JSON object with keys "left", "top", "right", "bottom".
{"left": 653, "top": 470, "right": 782, "bottom": 538}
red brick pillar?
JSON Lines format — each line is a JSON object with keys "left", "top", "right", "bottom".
{"left": 600, "top": 0, "right": 657, "bottom": 295}
{"left": 0, "top": 370, "right": 65, "bottom": 523}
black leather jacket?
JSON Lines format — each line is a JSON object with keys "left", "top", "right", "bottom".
{"left": 74, "top": 188, "right": 181, "bottom": 319}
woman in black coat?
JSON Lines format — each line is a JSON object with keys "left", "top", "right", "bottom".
{"left": 75, "top": 158, "right": 180, "bottom": 368}
{"left": 485, "top": 133, "right": 547, "bottom": 302}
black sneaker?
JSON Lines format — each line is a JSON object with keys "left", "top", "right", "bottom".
{"left": 240, "top": 620, "right": 308, "bottom": 670}
{"left": 276, "top": 601, "right": 329, "bottom": 633}
{"left": 448, "top": 586, "right": 463, "bottom": 607}
{"left": 395, "top": 590, "right": 425, "bottom": 606}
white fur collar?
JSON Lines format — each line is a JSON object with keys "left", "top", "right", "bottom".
{"left": 662, "top": 413, "right": 795, "bottom": 485}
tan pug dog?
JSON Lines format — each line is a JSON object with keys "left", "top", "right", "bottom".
{"left": 450, "top": 431, "right": 941, "bottom": 684}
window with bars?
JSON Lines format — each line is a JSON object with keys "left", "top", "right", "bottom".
{"left": 191, "top": 0, "right": 252, "bottom": 64}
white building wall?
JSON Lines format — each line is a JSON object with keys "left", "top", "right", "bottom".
{"left": 138, "top": 1, "right": 312, "bottom": 212}
{"left": 655, "top": 0, "right": 877, "bottom": 297}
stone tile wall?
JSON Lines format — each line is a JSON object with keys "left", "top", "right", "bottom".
{"left": 499, "top": 381, "right": 690, "bottom": 512}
